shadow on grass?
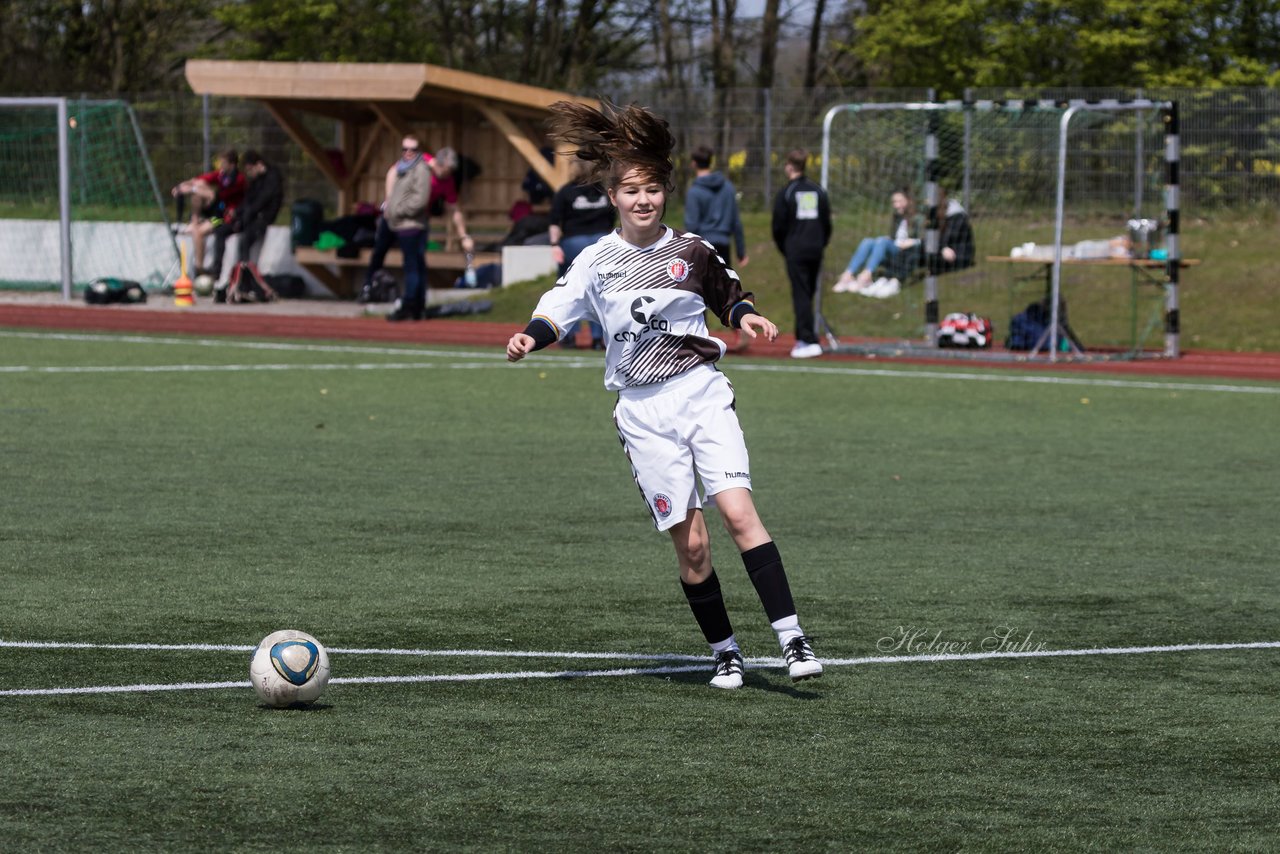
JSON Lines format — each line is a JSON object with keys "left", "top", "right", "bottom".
{"left": 635, "top": 667, "right": 824, "bottom": 699}
{"left": 744, "top": 671, "right": 824, "bottom": 700}
{"left": 256, "top": 702, "right": 334, "bottom": 712}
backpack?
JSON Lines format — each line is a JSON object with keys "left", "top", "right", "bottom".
{"left": 264, "top": 273, "right": 306, "bottom": 299}
{"left": 216, "top": 261, "right": 277, "bottom": 304}
{"left": 84, "top": 277, "right": 146, "bottom": 305}
{"left": 1005, "top": 301, "right": 1050, "bottom": 351}
{"left": 358, "top": 270, "right": 400, "bottom": 304}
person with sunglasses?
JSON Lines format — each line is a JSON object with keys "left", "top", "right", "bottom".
{"left": 369, "top": 136, "right": 475, "bottom": 321}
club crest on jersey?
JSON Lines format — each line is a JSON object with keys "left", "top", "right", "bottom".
{"left": 666, "top": 258, "right": 690, "bottom": 282}
{"left": 653, "top": 493, "right": 672, "bottom": 518}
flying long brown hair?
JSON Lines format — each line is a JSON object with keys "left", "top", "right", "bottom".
{"left": 548, "top": 100, "right": 675, "bottom": 192}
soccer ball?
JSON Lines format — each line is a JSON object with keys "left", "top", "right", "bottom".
{"left": 193, "top": 274, "right": 216, "bottom": 297}
{"left": 249, "top": 630, "right": 331, "bottom": 708}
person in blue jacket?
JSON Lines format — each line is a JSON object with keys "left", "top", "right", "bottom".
{"left": 685, "top": 146, "right": 750, "bottom": 348}
{"left": 684, "top": 146, "right": 749, "bottom": 270}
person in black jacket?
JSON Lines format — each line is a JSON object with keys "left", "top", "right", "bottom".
{"left": 229, "top": 150, "right": 284, "bottom": 266}
{"left": 549, "top": 157, "right": 616, "bottom": 349}
{"left": 771, "top": 149, "right": 832, "bottom": 359}
{"left": 934, "top": 186, "right": 975, "bottom": 273}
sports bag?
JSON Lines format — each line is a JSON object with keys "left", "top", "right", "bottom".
{"left": 217, "top": 261, "right": 277, "bottom": 304}
{"left": 1005, "top": 301, "right": 1049, "bottom": 351}
{"left": 358, "top": 270, "right": 400, "bottom": 304}
{"left": 84, "top": 278, "right": 146, "bottom": 305}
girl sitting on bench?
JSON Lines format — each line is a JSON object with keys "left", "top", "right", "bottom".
{"left": 833, "top": 188, "right": 921, "bottom": 297}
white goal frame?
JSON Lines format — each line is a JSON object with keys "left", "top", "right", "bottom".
{"left": 0, "top": 96, "right": 179, "bottom": 300}
{"left": 818, "top": 99, "right": 1181, "bottom": 360}
{"left": 0, "top": 97, "right": 73, "bottom": 298}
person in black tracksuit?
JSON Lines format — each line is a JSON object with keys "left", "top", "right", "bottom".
{"left": 771, "top": 149, "right": 832, "bottom": 358}
{"left": 550, "top": 157, "right": 616, "bottom": 349}
{"left": 234, "top": 150, "right": 285, "bottom": 264}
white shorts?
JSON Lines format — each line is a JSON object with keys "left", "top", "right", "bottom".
{"left": 613, "top": 364, "right": 752, "bottom": 532}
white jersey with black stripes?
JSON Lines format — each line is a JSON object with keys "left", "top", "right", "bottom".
{"left": 529, "top": 226, "right": 754, "bottom": 391}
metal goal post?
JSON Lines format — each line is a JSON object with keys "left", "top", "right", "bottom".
{"left": 818, "top": 98, "right": 1179, "bottom": 360}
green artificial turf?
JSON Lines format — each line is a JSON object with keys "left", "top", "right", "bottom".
{"left": 2, "top": 330, "right": 1279, "bottom": 851}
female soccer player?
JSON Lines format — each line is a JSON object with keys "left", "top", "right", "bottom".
{"left": 506, "top": 101, "right": 822, "bottom": 689}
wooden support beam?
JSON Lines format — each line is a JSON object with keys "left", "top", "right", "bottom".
{"left": 370, "top": 102, "right": 412, "bottom": 141}
{"left": 346, "top": 120, "right": 389, "bottom": 200}
{"left": 553, "top": 142, "right": 577, "bottom": 184}
{"left": 472, "top": 101, "right": 566, "bottom": 191}
{"left": 263, "top": 100, "right": 343, "bottom": 189}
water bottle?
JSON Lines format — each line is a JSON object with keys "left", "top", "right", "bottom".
{"left": 463, "top": 253, "right": 477, "bottom": 288}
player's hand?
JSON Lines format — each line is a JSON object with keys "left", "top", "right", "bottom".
{"left": 739, "top": 313, "right": 777, "bottom": 343}
{"left": 507, "top": 333, "right": 535, "bottom": 362}
{"left": 942, "top": 247, "right": 957, "bottom": 263}
{"left": 551, "top": 245, "right": 565, "bottom": 266}
{"left": 738, "top": 254, "right": 750, "bottom": 268}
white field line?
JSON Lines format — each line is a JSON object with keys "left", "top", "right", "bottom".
{"left": 1, "top": 639, "right": 1277, "bottom": 697}
{"left": 0, "top": 639, "right": 707, "bottom": 662}
{"left": 2, "top": 329, "right": 1278, "bottom": 394}
{"left": 0, "top": 330, "right": 508, "bottom": 360}
{"left": 0, "top": 362, "right": 598, "bottom": 374}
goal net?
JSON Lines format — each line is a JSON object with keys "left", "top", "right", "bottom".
{"left": 818, "top": 100, "right": 1175, "bottom": 357}
{"left": 0, "top": 98, "right": 179, "bottom": 295}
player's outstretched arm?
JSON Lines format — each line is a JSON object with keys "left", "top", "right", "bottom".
{"left": 507, "top": 332, "right": 536, "bottom": 362}
{"left": 739, "top": 313, "right": 778, "bottom": 343}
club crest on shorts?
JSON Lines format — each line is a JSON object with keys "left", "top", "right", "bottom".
{"left": 666, "top": 258, "right": 689, "bottom": 282}
{"left": 653, "top": 493, "right": 672, "bottom": 518}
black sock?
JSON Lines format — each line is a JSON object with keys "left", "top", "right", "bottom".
{"left": 742, "top": 541, "right": 796, "bottom": 623}
{"left": 681, "top": 570, "right": 734, "bottom": 646}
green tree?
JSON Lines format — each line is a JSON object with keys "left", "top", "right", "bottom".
{"left": 208, "top": 0, "right": 653, "bottom": 92}
{"left": 0, "top": 0, "right": 214, "bottom": 94}
{"left": 208, "top": 0, "right": 440, "bottom": 63}
{"left": 834, "top": 0, "right": 1280, "bottom": 96}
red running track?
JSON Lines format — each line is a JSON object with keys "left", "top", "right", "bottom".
{"left": 4, "top": 301, "right": 1280, "bottom": 383}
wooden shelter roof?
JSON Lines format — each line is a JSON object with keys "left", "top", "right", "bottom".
{"left": 183, "top": 60, "right": 596, "bottom": 199}
{"left": 185, "top": 60, "right": 594, "bottom": 120}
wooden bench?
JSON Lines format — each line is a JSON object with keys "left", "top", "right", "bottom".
{"left": 294, "top": 204, "right": 545, "bottom": 297}
{"left": 295, "top": 246, "right": 501, "bottom": 297}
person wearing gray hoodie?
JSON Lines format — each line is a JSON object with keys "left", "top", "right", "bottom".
{"left": 684, "top": 146, "right": 749, "bottom": 269}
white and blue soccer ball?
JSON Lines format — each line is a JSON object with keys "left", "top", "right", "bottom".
{"left": 250, "top": 630, "right": 331, "bottom": 707}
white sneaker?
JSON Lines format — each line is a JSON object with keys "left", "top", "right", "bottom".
{"left": 859, "top": 278, "right": 886, "bottom": 298}
{"left": 710, "top": 650, "right": 745, "bottom": 689}
{"left": 863, "top": 277, "right": 901, "bottom": 299}
{"left": 790, "top": 341, "right": 823, "bottom": 359}
{"left": 783, "top": 636, "right": 823, "bottom": 682}
{"left": 832, "top": 276, "right": 855, "bottom": 294}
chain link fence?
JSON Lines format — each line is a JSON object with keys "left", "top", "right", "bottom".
{"left": 127, "top": 93, "right": 338, "bottom": 219}
{"left": 46, "top": 85, "right": 1280, "bottom": 218}
{"left": 5, "top": 84, "right": 1277, "bottom": 254}
{"left": 966, "top": 88, "right": 1280, "bottom": 210}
